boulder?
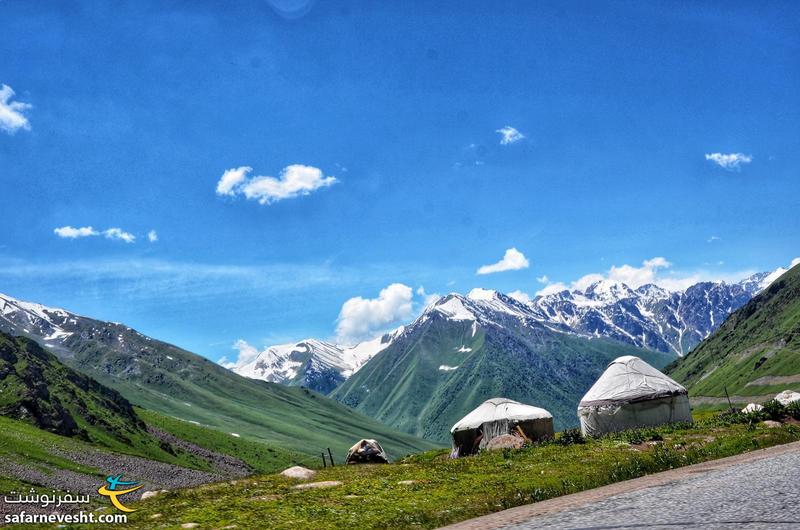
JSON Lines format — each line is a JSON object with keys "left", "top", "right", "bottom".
{"left": 742, "top": 403, "right": 764, "bottom": 414}
{"left": 485, "top": 434, "right": 525, "bottom": 451}
{"left": 762, "top": 420, "right": 782, "bottom": 428}
{"left": 280, "top": 466, "right": 317, "bottom": 480}
{"left": 775, "top": 390, "right": 800, "bottom": 406}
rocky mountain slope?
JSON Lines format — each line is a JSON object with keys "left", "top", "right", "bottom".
{"left": 667, "top": 263, "right": 800, "bottom": 400}
{"left": 331, "top": 290, "right": 674, "bottom": 440}
{"left": 0, "top": 292, "right": 440, "bottom": 458}
{"left": 233, "top": 269, "right": 785, "bottom": 394}
{"left": 233, "top": 330, "right": 402, "bottom": 394}
{"left": 527, "top": 270, "right": 783, "bottom": 356}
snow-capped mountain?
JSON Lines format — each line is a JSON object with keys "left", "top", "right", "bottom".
{"left": 232, "top": 328, "right": 403, "bottom": 394}
{"left": 526, "top": 271, "right": 779, "bottom": 356}
{"left": 233, "top": 266, "right": 791, "bottom": 394}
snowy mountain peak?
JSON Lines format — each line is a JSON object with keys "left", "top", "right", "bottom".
{"left": 582, "top": 280, "right": 635, "bottom": 302}
{"left": 467, "top": 288, "right": 499, "bottom": 301}
{"left": 430, "top": 294, "right": 477, "bottom": 321}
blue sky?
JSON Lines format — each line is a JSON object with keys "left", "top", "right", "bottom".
{"left": 1, "top": 1, "right": 798, "bottom": 361}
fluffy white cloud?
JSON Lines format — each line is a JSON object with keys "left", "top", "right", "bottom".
{"left": 0, "top": 84, "right": 32, "bottom": 134}
{"left": 217, "top": 339, "right": 261, "bottom": 369}
{"left": 507, "top": 290, "right": 531, "bottom": 304}
{"left": 54, "top": 226, "right": 99, "bottom": 239}
{"left": 216, "top": 164, "right": 337, "bottom": 205}
{"left": 103, "top": 228, "right": 135, "bottom": 243}
{"left": 536, "top": 275, "right": 549, "bottom": 284}
{"left": 705, "top": 152, "right": 752, "bottom": 171}
{"left": 147, "top": 230, "right": 158, "bottom": 243}
{"left": 477, "top": 248, "right": 530, "bottom": 275}
{"left": 495, "top": 126, "right": 525, "bottom": 145}
{"left": 336, "top": 283, "right": 414, "bottom": 344}
{"left": 416, "top": 286, "right": 441, "bottom": 307}
{"left": 216, "top": 166, "right": 251, "bottom": 196}
{"left": 54, "top": 225, "right": 136, "bottom": 243}
{"left": 534, "top": 256, "right": 772, "bottom": 295}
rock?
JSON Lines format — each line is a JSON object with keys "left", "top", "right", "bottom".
{"left": 150, "top": 514, "right": 162, "bottom": 519}
{"left": 292, "top": 480, "right": 343, "bottom": 490}
{"left": 485, "top": 434, "right": 525, "bottom": 451}
{"left": 140, "top": 490, "right": 160, "bottom": 501}
{"left": 181, "top": 524, "right": 199, "bottom": 529}
{"left": 397, "top": 480, "right": 417, "bottom": 485}
{"left": 762, "top": 420, "right": 782, "bottom": 428}
{"left": 742, "top": 403, "right": 763, "bottom": 414}
{"left": 775, "top": 390, "right": 800, "bottom": 406}
{"left": 280, "top": 466, "right": 317, "bottom": 480}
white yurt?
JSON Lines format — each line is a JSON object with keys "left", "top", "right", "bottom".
{"left": 578, "top": 356, "right": 692, "bottom": 437}
{"left": 450, "top": 398, "right": 554, "bottom": 457}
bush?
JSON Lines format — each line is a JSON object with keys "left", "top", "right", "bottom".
{"left": 557, "top": 428, "right": 585, "bottom": 446}
{"left": 787, "top": 401, "right": 800, "bottom": 420}
{"left": 761, "top": 399, "right": 787, "bottom": 421}
{"left": 620, "top": 427, "right": 663, "bottom": 445}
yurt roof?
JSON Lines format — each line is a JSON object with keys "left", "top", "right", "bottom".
{"left": 451, "top": 398, "right": 552, "bottom": 433}
{"left": 579, "top": 355, "right": 687, "bottom": 407}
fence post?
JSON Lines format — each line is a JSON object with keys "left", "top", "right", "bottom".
{"left": 327, "top": 447, "right": 335, "bottom": 467}
{"left": 321, "top": 452, "right": 327, "bottom": 468}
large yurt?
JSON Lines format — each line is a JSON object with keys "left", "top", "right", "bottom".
{"left": 578, "top": 355, "right": 692, "bottom": 437}
{"left": 450, "top": 398, "right": 554, "bottom": 457}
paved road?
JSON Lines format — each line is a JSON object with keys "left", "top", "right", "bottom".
{"left": 444, "top": 441, "right": 800, "bottom": 530}
{"left": 505, "top": 450, "right": 800, "bottom": 529}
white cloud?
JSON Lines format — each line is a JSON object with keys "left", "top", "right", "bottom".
{"left": 534, "top": 256, "right": 765, "bottom": 295}
{"left": 705, "top": 152, "right": 752, "bottom": 171}
{"left": 416, "top": 286, "right": 440, "bottom": 307}
{"left": 0, "top": 84, "right": 32, "bottom": 134}
{"left": 336, "top": 283, "right": 414, "bottom": 344}
{"left": 535, "top": 282, "right": 569, "bottom": 296}
{"left": 147, "top": 230, "right": 158, "bottom": 243}
{"left": 508, "top": 290, "right": 531, "bottom": 304}
{"left": 54, "top": 225, "right": 137, "bottom": 243}
{"left": 54, "top": 226, "right": 99, "bottom": 239}
{"left": 477, "top": 248, "right": 530, "bottom": 275}
{"left": 216, "top": 166, "right": 251, "bottom": 196}
{"left": 216, "top": 164, "right": 337, "bottom": 205}
{"left": 103, "top": 228, "right": 135, "bottom": 243}
{"left": 707, "top": 236, "right": 721, "bottom": 243}
{"left": 536, "top": 275, "right": 549, "bottom": 284}
{"left": 495, "top": 126, "right": 525, "bottom": 145}
{"left": 217, "top": 339, "right": 261, "bottom": 369}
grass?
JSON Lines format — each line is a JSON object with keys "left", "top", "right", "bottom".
{"left": 137, "top": 408, "right": 318, "bottom": 473}
{"left": 111, "top": 416, "right": 800, "bottom": 530}
{"left": 667, "top": 264, "right": 800, "bottom": 398}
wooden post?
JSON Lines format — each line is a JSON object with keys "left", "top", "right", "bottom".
{"left": 327, "top": 447, "right": 335, "bottom": 467}
{"left": 321, "top": 452, "right": 327, "bottom": 468}
{"left": 724, "top": 386, "right": 734, "bottom": 413}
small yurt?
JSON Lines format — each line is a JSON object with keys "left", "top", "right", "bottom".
{"left": 345, "top": 439, "right": 389, "bottom": 464}
{"left": 450, "top": 398, "right": 554, "bottom": 457}
{"left": 578, "top": 356, "right": 692, "bottom": 437}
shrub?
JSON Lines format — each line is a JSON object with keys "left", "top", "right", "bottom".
{"left": 620, "top": 427, "right": 663, "bottom": 445}
{"left": 557, "top": 428, "right": 585, "bottom": 446}
{"left": 786, "top": 401, "right": 800, "bottom": 420}
{"left": 761, "top": 399, "right": 787, "bottom": 421}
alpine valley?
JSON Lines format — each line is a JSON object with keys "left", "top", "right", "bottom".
{"left": 0, "top": 292, "right": 439, "bottom": 462}
{"left": 227, "top": 268, "right": 790, "bottom": 441}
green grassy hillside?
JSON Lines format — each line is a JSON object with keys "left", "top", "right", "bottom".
{"left": 0, "top": 306, "right": 440, "bottom": 459}
{"left": 0, "top": 331, "right": 177, "bottom": 461}
{"left": 333, "top": 312, "right": 675, "bottom": 441}
{"left": 667, "top": 264, "right": 800, "bottom": 398}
